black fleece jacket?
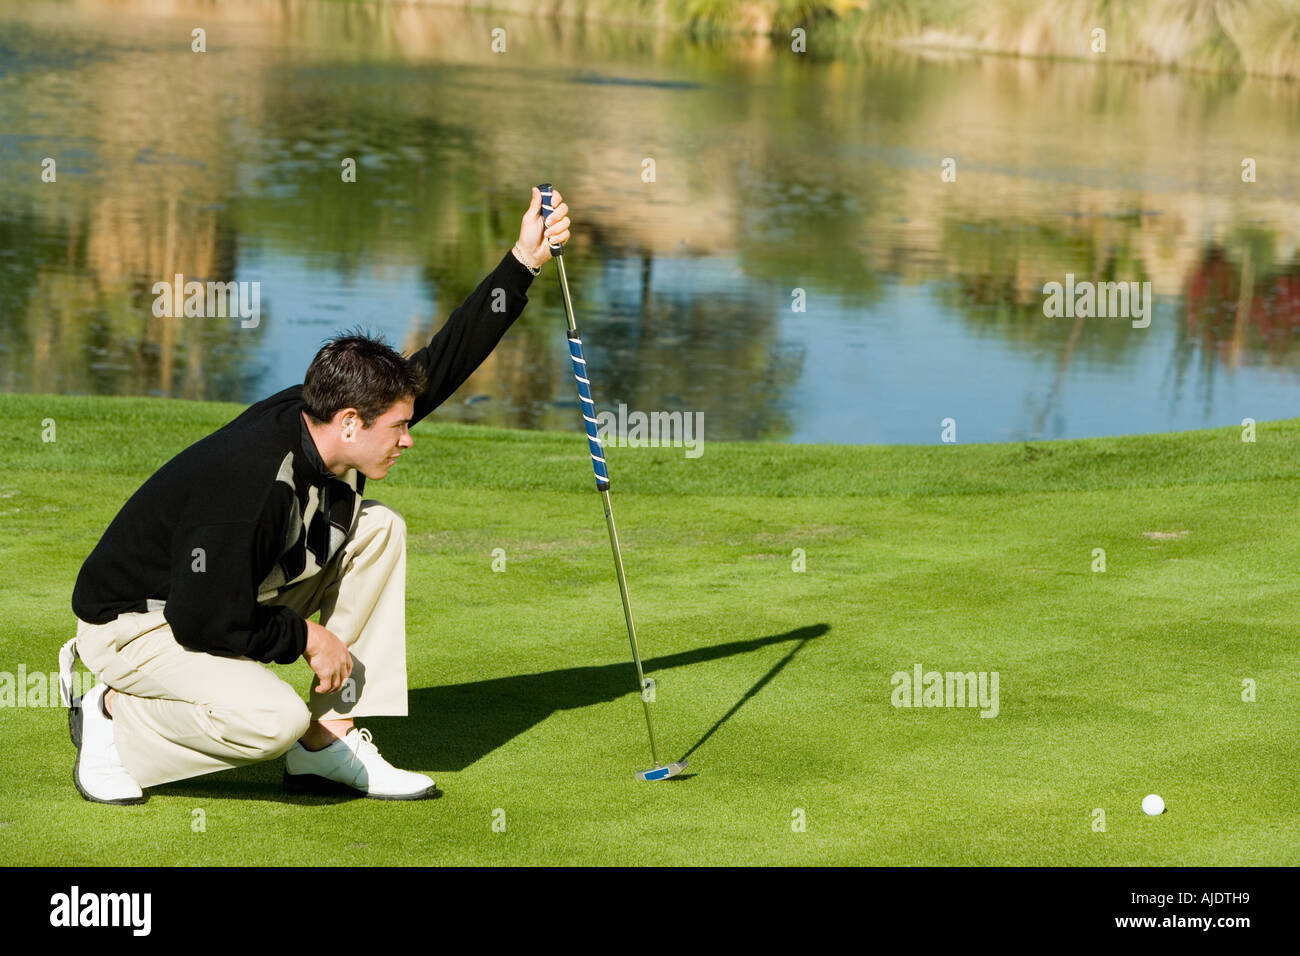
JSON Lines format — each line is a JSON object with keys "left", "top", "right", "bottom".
{"left": 72, "top": 249, "right": 534, "bottom": 664}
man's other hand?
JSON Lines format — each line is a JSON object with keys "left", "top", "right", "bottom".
{"left": 303, "top": 620, "right": 353, "bottom": 694}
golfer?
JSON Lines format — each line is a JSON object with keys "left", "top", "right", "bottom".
{"left": 62, "top": 186, "right": 571, "bottom": 804}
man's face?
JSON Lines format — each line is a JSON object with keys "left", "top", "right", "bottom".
{"left": 342, "top": 398, "right": 415, "bottom": 480}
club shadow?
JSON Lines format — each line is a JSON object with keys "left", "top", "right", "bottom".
{"left": 676, "top": 628, "right": 820, "bottom": 764}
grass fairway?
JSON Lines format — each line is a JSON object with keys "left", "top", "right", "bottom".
{"left": 1, "top": 393, "right": 1296, "bottom": 866}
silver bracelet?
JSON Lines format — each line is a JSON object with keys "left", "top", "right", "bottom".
{"left": 513, "top": 244, "right": 541, "bottom": 277}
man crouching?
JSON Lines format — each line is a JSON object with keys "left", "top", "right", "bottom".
{"left": 62, "top": 186, "right": 571, "bottom": 803}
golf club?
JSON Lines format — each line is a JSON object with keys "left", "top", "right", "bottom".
{"left": 539, "top": 182, "right": 687, "bottom": 783}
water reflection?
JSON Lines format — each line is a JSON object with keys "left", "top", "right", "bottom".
{"left": 1, "top": 0, "right": 1299, "bottom": 443}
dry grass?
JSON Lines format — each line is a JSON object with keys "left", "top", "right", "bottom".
{"left": 439, "top": 0, "right": 1300, "bottom": 78}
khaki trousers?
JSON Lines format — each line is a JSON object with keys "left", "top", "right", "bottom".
{"left": 74, "top": 500, "right": 408, "bottom": 789}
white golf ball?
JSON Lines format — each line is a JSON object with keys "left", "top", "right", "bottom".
{"left": 1142, "top": 793, "right": 1165, "bottom": 816}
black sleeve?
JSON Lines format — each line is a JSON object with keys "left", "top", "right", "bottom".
{"left": 164, "top": 520, "right": 307, "bottom": 665}
{"left": 408, "top": 249, "right": 535, "bottom": 426}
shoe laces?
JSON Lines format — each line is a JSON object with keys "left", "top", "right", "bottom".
{"left": 351, "top": 727, "right": 379, "bottom": 758}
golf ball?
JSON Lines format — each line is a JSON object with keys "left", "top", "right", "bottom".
{"left": 1142, "top": 793, "right": 1165, "bottom": 815}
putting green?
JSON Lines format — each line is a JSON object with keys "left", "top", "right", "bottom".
{"left": 1, "top": 394, "right": 1295, "bottom": 865}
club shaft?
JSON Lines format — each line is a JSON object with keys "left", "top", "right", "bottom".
{"left": 600, "top": 487, "right": 661, "bottom": 767}
{"left": 554, "top": 253, "right": 662, "bottom": 769}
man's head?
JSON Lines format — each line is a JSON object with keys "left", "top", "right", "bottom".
{"left": 302, "top": 333, "right": 427, "bottom": 480}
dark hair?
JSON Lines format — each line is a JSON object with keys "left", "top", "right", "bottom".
{"left": 302, "top": 331, "right": 426, "bottom": 427}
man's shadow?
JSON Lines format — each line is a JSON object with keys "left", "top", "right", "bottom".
{"left": 154, "top": 623, "right": 828, "bottom": 801}
{"left": 374, "top": 622, "right": 828, "bottom": 771}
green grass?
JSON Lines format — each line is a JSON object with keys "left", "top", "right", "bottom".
{"left": 1, "top": 393, "right": 1297, "bottom": 865}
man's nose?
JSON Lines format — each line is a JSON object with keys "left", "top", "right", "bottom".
{"left": 399, "top": 433, "right": 414, "bottom": 449}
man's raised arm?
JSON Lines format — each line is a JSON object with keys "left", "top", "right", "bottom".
{"left": 408, "top": 186, "right": 571, "bottom": 424}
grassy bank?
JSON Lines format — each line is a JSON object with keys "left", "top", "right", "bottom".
{"left": 437, "top": 0, "right": 1300, "bottom": 79}
{"left": 1, "top": 392, "right": 1297, "bottom": 865}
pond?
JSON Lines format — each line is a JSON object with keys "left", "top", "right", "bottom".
{"left": 2, "top": 0, "right": 1298, "bottom": 444}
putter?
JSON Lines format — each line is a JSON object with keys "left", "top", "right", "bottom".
{"left": 539, "top": 182, "right": 687, "bottom": 782}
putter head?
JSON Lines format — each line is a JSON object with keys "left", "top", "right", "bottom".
{"left": 635, "top": 760, "right": 688, "bottom": 782}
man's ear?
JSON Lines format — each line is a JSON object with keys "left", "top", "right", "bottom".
{"left": 336, "top": 407, "right": 361, "bottom": 441}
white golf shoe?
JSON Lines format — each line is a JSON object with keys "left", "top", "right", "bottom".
{"left": 71, "top": 683, "right": 146, "bottom": 805}
{"left": 283, "top": 728, "right": 440, "bottom": 800}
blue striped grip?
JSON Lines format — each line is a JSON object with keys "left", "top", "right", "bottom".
{"left": 567, "top": 330, "right": 609, "bottom": 491}
{"left": 538, "top": 182, "right": 564, "bottom": 257}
